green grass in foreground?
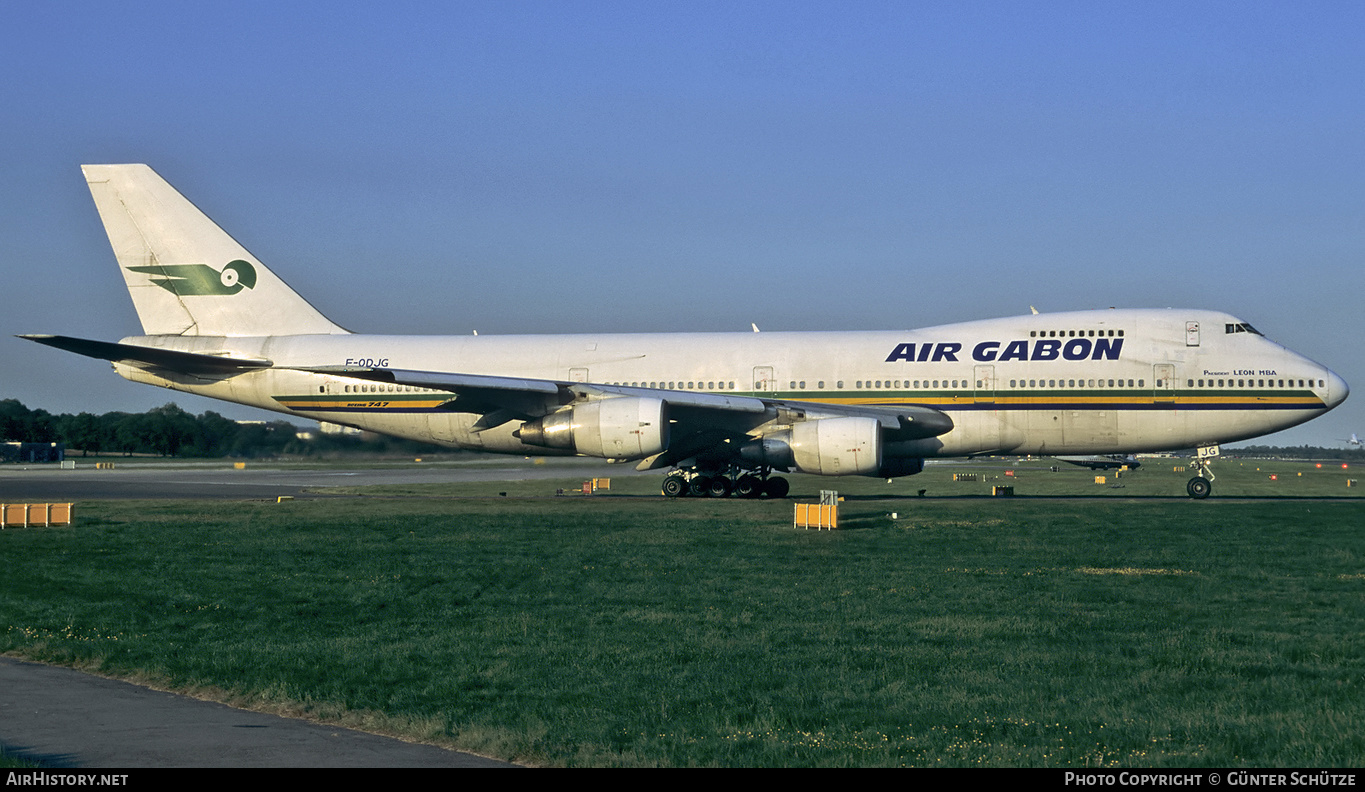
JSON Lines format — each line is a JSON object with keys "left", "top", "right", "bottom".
{"left": 1, "top": 460, "right": 1362, "bottom": 766}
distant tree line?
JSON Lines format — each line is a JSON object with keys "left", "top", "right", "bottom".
{"left": 1229, "top": 444, "right": 1365, "bottom": 463}
{"left": 1, "top": 399, "right": 449, "bottom": 459}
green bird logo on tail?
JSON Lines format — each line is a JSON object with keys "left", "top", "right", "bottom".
{"left": 128, "top": 260, "right": 258, "bottom": 295}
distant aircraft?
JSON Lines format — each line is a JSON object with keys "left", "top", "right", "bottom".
{"left": 1054, "top": 454, "right": 1141, "bottom": 471}
{"left": 22, "top": 165, "right": 1350, "bottom": 499}
{"left": 1344, "top": 433, "right": 1362, "bottom": 447}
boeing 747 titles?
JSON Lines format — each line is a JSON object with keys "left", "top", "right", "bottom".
{"left": 22, "top": 165, "right": 1350, "bottom": 499}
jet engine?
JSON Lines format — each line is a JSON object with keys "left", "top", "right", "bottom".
{"left": 515, "top": 397, "right": 669, "bottom": 459}
{"left": 876, "top": 456, "right": 925, "bottom": 478}
{"left": 740, "top": 417, "right": 881, "bottom": 476}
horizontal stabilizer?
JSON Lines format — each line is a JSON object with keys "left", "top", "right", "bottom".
{"left": 19, "top": 335, "right": 272, "bottom": 374}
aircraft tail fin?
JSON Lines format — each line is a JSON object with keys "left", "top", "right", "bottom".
{"left": 82, "top": 164, "right": 348, "bottom": 337}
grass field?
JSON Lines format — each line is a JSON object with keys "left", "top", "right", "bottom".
{"left": 2, "top": 458, "right": 1362, "bottom": 766}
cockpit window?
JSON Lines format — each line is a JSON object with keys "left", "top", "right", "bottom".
{"left": 1225, "top": 323, "right": 1262, "bottom": 335}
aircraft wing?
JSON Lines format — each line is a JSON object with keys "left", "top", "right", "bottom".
{"left": 295, "top": 364, "right": 768, "bottom": 428}
{"left": 294, "top": 364, "right": 953, "bottom": 445}
{"left": 1054, "top": 454, "right": 1140, "bottom": 470}
{"left": 19, "top": 335, "right": 272, "bottom": 375}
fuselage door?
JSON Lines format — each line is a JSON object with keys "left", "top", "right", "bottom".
{"left": 1154, "top": 363, "right": 1176, "bottom": 404}
{"left": 973, "top": 365, "right": 996, "bottom": 404}
{"left": 753, "top": 366, "right": 775, "bottom": 392}
{"left": 1186, "top": 321, "right": 1201, "bottom": 347}
{"left": 569, "top": 367, "right": 589, "bottom": 383}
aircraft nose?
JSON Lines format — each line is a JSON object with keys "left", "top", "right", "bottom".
{"left": 1325, "top": 369, "right": 1349, "bottom": 409}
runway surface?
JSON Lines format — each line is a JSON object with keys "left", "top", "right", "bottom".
{"left": 0, "top": 457, "right": 637, "bottom": 501}
{"left": 0, "top": 657, "right": 514, "bottom": 768}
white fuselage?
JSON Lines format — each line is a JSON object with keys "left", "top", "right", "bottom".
{"left": 114, "top": 308, "right": 1348, "bottom": 462}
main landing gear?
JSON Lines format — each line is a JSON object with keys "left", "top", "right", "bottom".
{"left": 662, "top": 468, "right": 790, "bottom": 499}
{"left": 1186, "top": 445, "right": 1219, "bottom": 499}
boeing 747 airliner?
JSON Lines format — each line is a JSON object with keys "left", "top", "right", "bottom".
{"left": 22, "top": 165, "right": 1349, "bottom": 498}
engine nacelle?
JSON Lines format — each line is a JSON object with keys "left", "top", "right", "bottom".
{"left": 515, "top": 397, "right": 669, "bottom": 460}
{"left": 877, "top": 457, "right": 925, "bottom": 478}
{"left": 741, "top": 417, "right": 882, "bottom": 476}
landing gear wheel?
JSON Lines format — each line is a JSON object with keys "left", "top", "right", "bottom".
{"left": 690, "top": 475, "right": 714, "bottom": 498}
{"left": 707, "top": 476, "right": 733, "bottom": 498}
{"left": 1187, "top": 477, "right": 1212, "bottom": 499}
{"left": 662, "top": 475, "right": 688, "bottom": 498}
{"left": 763, "top": 476, "right": 790, "bottom": 499}
{"left": 735, "top": 474, "right": 762, "bottom": 499}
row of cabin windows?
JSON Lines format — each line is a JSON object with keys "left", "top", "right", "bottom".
{"left": 340, "top": 384, "right": 432, "bottom": 394}
{"left": 609, "top": 381, "right": 738, "bottom": 390}
{"left": 857, "top": 380, "right": 960, "bottom": 389}
{"left": 327, "top": 376, "right": 1325, "bottom": 396}
{"left": 1029, "top": 329, "right": 1123, "bottom": 338}
{"left": 568, "top": 376, "right": 1327, "bottom": 392}
{"left": 1191, "top": 378, "right": 1322, "bottom": 388}
{"left": 1011, "top": 379, "right": 1143, "bottom": 388}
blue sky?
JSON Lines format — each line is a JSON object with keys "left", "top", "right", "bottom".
{"left": 3, "top": 2, "right": 1361, "bottom": 446}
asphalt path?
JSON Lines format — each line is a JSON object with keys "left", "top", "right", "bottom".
{"left": 0, "top": 657, "right": 514, "bottom": 768}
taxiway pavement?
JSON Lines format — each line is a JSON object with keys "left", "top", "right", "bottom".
{"left": 0, "top": 657, "right": 514, "bottom": 768}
